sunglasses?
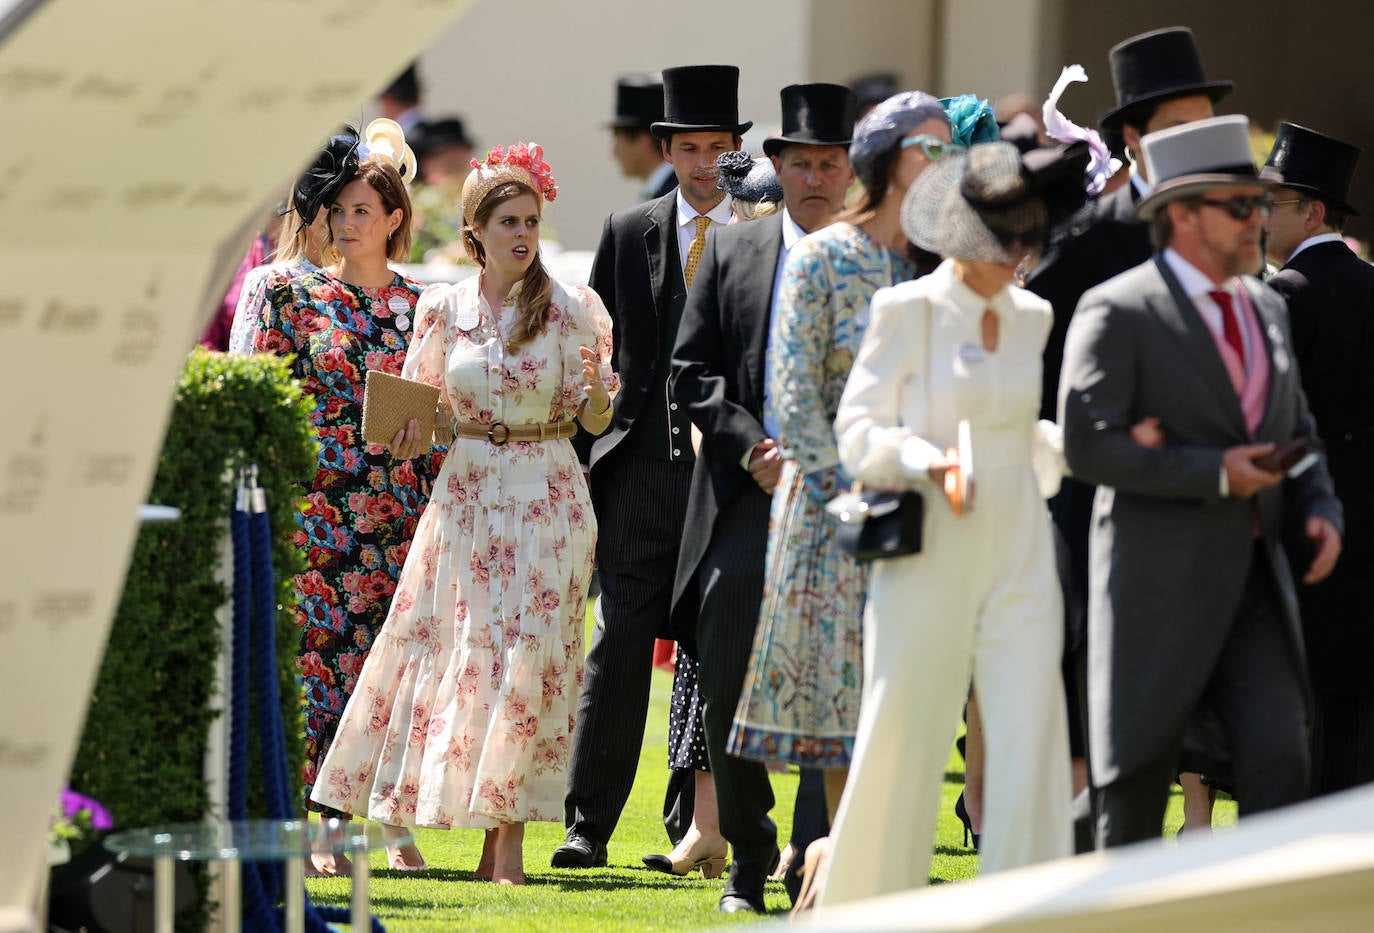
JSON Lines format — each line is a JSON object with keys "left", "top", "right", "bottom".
{"left": 900, "top": 134, "right": 962, "bottom": 161}
{"left": 1194, "top": 194, "right": 1275, "bottom": 221}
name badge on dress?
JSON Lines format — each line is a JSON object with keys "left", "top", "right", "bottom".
{"left": 956, "top": 342, "right": 987, "bottom": 366}
{"left": 387, "top": 295, "right": 411, "bottom": 331}
{"left": 454, "top": 307, "right": 480, "bottom": 332}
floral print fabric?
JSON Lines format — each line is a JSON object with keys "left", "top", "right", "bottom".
{"left": 310, "top": 275, "right": 618, "bottom": 828}
{"left": 729, "top": 223, "right": 916, "bottom": 768}
{"left": 251, "top": 268, "right": 443, "bottom": 812}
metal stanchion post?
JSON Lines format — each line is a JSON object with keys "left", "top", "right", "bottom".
{"left": 285, "top": 857, "right": 305, "bottom": 933}
{"left": 351, "top": 838, "right": 370, "bottom": 932}
{"left": 220, "top": 859, "right": 241, "bottom": 932}
{"left": 154, "top": 855, "right": 174, "bottom": 933}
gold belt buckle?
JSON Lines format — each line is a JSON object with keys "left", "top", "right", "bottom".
{"left": 487, "top": 422, "right": 510, "bottom": 445}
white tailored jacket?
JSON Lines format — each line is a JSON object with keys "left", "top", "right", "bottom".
{"left": 835, "top": 260, "right": 1065, "bottom": 499}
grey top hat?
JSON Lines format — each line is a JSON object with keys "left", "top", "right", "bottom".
{"left": 1261, "top": 122, "right": 1362, "bottom": 216}
{"left": 1137, "top": 115, "right": 1269, "bottom": 219}
{"left": 1098, "top": 26, "right": 1232, "bottom": 131}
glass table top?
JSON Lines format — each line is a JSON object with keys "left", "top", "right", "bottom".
{"left": 104, "top": 819, "right": 409, "bottom": 861}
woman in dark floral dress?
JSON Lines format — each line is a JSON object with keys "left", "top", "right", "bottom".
{"left": 251, "top": 121, "right": 442, "bottom": 874}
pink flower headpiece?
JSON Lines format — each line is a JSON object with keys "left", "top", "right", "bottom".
{"left": 461, "top": 141, "right": 558, "bottom": 224}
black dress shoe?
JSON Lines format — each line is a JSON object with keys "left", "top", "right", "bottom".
{"left": 551, "top": 832, "right": 607, "bottom": 868}
{"left": 719, "top": 892, "right": 766, "bottom": 914}
{"left": 717, "top": 849, "right": 778, "bottom": 914}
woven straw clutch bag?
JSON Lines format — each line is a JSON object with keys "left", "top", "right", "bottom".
{"left": 361, "top": 370, "right": 440, "bottom": 445}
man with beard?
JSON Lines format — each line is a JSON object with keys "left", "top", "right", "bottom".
{"left": 1059, "top": 115, "right": 1342, "bottom": 846}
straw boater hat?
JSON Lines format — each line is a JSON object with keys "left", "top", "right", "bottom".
{"left": 1098, "top": 26, "right": 1232, "bottom": 131}
{"left": 1136, "top": 115, "right": 1271, "bottom": 220}
{"left": 901, "top": 140, "right": 1090, "bottom": 264}
{"left": 461, "top": 143, "right": 559, "bottom": 225}
{"left": 1261, "top": 122, "right": 1363, "bottom": 216}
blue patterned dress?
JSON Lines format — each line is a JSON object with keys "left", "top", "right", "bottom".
{"left": 729, "top": 223, "right": 917, "bottom": 767}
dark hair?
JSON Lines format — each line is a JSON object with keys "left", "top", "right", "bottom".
{"left": 613, "top": 126, "right": 652, "bottom": 142}
{"left": 838, "top": 144, "right": 926, "bottom": 263}
{"left": 1149, "top": 204, "right": 1178, "bottom": 249}
{"left": 320, "top": 156, "right": 412, "bottom": 262}
{"left": 1312, "top": 197, "right": 1350, "bottom": 232}
{"left": 1117, "top": 99, "right": 1165, "bottom": 137}
{"left": 659, "top": 133, "right": 743, "bottom": 156}
{"left": 462, "top": 181, "right": 553, "bottom": 352}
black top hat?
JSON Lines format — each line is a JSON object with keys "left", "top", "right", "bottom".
{"left": 850, "top": 71, "right": 899, "bottom": 108}
{"left": 382, "top": 64, "right": 421, "bottom": 103}
{"left": 1262, "top": 122, "right": 1362, "bottom": 216}
{"left": 1098, "top": 27, "right": 1232, "bottom": 131}
{"left": 410, "top": 117, "right": 473, "bottom": 158}
{"left": 609, "top": 74, "right": 664, "bottom": 129}
{"left": 761, "top": 83, "right": 858, "bottom": 157}
{"left": 651, "top": 65, "right": 753, "bottom": 139}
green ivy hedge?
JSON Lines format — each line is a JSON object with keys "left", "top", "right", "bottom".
{"left": 70, "top": 348, "right": 317, "bottom": 835}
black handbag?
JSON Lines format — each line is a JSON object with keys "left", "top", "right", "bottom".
{"left": 830, "top": 487, "right": 924, "bottom": 562}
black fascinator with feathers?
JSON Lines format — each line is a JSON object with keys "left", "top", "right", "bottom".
{"left": 290, "top": 127, "right": 361, "bottom": 224}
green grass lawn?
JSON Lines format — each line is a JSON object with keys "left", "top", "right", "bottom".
{"left": 306, "top": 607, "right": 1237, "bottom": 930}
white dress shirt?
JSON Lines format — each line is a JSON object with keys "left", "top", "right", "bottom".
{"left": 1162, "top": 248, "right": 1249, "bottom": 497}
{"left": 675, "top": 190, "right": 733, "bottom": 275}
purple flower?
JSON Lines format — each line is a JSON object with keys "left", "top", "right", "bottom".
{"left": 61, "top": 787, "right": 113, "bottom": 830}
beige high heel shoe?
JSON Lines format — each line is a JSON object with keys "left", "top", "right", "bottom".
{"left": 641, "top": 848, "right": 729, "bottom": 879}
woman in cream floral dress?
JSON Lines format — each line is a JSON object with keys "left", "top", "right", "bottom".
{"left": 312, "top": 144, "right": 618, "bottom": 884}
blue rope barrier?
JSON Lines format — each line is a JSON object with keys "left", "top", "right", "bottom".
{"left": 229, "top": 468, "right": 387, "bottom": 933}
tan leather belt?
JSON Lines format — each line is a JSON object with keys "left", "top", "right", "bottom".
{"left": 452, "top": 420, "right": 577, "bottom": 445}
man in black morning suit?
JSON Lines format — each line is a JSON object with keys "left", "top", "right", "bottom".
{"left": 1263, "top": 123, "right": 1374, "bottom": 796}
{"left": 555, "top": 65, "right": 749, "bottom": 870}
{"left": 1023, "top": 27, "right": 1233, "bottom": 844}
{"left": 670, "top": 83, "right": 856, "bottom": 913}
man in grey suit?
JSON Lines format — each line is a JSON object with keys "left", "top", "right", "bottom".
{"left": 1060, "top": 115, "right": 1344, "bottom": 847}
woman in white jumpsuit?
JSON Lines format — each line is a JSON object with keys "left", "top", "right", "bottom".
{"left": 822, "top": 141, "right": 1089, "bottom": 904}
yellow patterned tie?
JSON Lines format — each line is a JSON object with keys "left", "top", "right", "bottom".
{"left": 683, "top": 215, "right": 712, "bottom": 289}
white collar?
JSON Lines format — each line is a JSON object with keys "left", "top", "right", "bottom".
{"left": 781, "top": 207, "right": 805, "bottom": 251}
{"left": 643, "top": 161, "right": 674, "bottom": 197}
{"left": 1287, "top": 231, "right": 1347, "bottom": 263}
{"left": 1130, "top": 164, "right": 1154, "bottom": 199}
{"left": 1163, "top": 248, "right": 1230, "bottom": 299}
{"left": 677, "top": 190, "right": 733, "bottom": 228}
{"left": 936, "top": 258, "right": 1016, "bottom": 322}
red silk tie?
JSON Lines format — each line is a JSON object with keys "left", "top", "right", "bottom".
{"left": 1210, "top": 288, "right": 1244, "bottom": 364}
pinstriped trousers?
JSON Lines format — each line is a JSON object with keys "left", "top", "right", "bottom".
{"left": 564, "top": 452, "right": 694, "bottom": 844}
